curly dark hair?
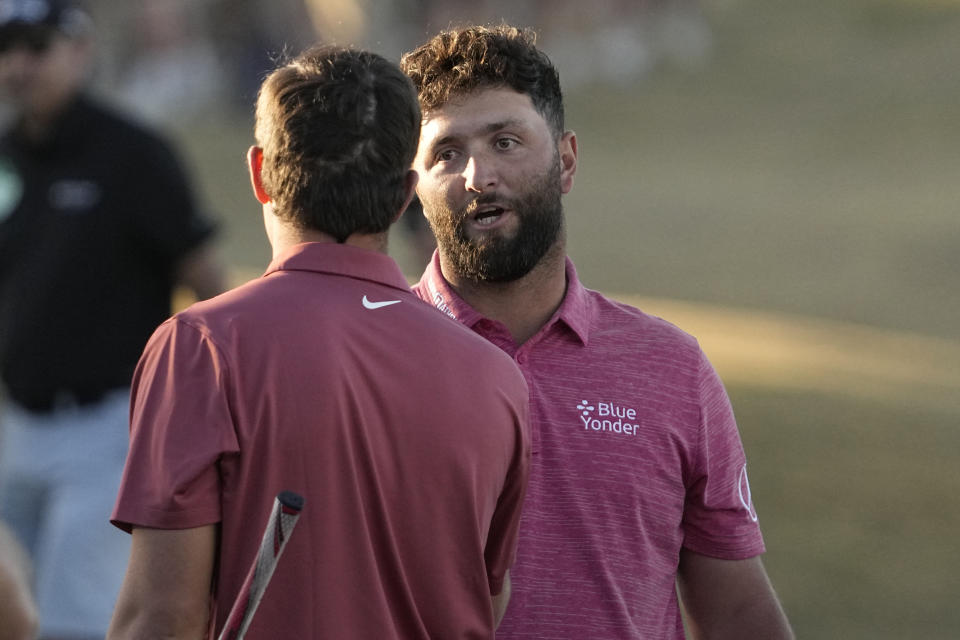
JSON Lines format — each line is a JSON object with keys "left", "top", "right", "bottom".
{"left": 254, "top": 45, "right": 421, "bottom": 241}
{"left": 400, "top": 25, "right": 564, "bottom": 139}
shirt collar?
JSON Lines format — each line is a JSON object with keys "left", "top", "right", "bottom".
{"left": 417, "top": 252, "right": 594, "bottom": 346}
{"left": 555, "top": 258, "right": 593, "bottom": 345}
{"left": 265, "top": 242, "right": 412, "bottom": 293}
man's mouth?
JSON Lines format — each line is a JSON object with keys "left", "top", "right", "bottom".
{"left": 472, "top": 204, "right": 507, "bottom": 227}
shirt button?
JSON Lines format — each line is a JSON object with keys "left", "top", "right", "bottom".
{"left": 516, "top": 352, "right": 526, "bottom": 364}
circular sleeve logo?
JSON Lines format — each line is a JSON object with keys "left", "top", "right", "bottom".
{"left": 738, "top": 464, "right": 759, "bottom": 522}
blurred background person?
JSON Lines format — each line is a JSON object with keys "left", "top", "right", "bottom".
{"left": 533, "top": 0, "right": 712, "bottom": 89}
{"left": 205, "top": 0, "right": 317, "bottom": 112}
{"left": 112, "top": 0, "right": 225, "bottom": 127}
{"left": 0, "top": 1, "right": 224, "bottom": 637}
{"left": 346, "top": 0, "right": 712, "bottom": 88}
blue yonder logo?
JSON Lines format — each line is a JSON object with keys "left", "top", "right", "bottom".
{"left": 577, "top": 399, "right": 639, "bottom": 436}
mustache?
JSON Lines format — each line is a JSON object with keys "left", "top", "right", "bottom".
{"left": 461, "top": 193, "right": 509, "bottom": 219}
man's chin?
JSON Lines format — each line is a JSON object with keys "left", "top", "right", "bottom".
{"left": 464, "top": 252, "right": 538, "bottom": 283}
{"left": 461, "top": 225, "right": 517, "bottom": 248}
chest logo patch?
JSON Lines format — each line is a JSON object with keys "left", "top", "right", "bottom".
{"left": 577, "top": 399, "right": 640, "bottom": 436}
{"left": 48, "top": 179, "right": 101, "bottom": 213}
{"left": 362, "top": 295, "right": 401, "bottom": 310}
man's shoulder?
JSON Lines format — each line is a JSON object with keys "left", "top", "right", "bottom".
{"left": 163, "top": 277, "right": 266, "bottom": 333}
{"left": 583, "top": 288, "right": 700, "bottom": 350}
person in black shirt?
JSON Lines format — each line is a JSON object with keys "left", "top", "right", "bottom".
{"left": 0, "top": 2, "right": 224, "bottom": 638}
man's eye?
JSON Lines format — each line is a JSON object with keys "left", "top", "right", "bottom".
{"left": 495, "top": 138, "right": 517, "bottom": 150}
{"left": 436, "top": 149, "right": 458, "bottom": 163}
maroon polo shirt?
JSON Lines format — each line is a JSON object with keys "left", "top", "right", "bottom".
{"left": 112, "top": 242, "right": 531, "bottom": 639}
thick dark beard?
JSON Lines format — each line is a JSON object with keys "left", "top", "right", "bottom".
{"left": 423, "top": 158, "right": 564, "bottom": 283}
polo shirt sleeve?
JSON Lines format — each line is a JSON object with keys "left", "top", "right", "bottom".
{"left": 680, "top": 350, "right": 766, "bottom": 559}
{"left": 483, "top": 388, "right": 532, "bottom": 595}
{"left": 124, "top": 134, "right": 217, "bottom": 263}
{"left": 111, "top": 316, "right": 238, "bottom": 533}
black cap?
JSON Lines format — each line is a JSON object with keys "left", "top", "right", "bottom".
{"left": 0, "top": 0, "right": 91, "bottom": 36}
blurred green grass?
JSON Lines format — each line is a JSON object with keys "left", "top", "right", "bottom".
{"left": 734, "top": 386, "right": 959, "bottom": 639}
{"left": 167, "top": 1, "right": 960, "bottom": 637}
{"left": 561, "top": 0, "right": 960, "bottom": 340}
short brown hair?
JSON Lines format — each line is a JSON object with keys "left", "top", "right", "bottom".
{"left": 400, "top": 25, "right": 564, "bottom": 139}
{"left": 254, "top": 45, "right": 421, "bottom": 241}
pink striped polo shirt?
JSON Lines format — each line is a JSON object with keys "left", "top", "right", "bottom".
{"left": 414, "top": 254, "right": 765, "bottom": 639}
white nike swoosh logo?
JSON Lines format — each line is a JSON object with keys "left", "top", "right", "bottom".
{"left": 362, "top": 295, "right": 402, "bottom": 310}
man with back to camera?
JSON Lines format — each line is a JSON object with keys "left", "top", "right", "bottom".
{"left": 106, "top": 44, "right": 531, "bottom": 639}
{"left": 0, "top": 1, "right": 224, "bottom": 638}
{"left": 401, "top": 25, "right": 795, "bottom": 639}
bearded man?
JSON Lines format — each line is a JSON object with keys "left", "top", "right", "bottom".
{"left": 402, "top": 24, "right": 794, "bottom": 640}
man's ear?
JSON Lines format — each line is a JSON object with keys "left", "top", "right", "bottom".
{"left": 247, "top": 146, "right": 271, "bottom": 204}
{"left": 558, "top": 131, "right": 578, "bottom": 195}
{"left": 393, "top": 170, "right": 419, "bottom": 223}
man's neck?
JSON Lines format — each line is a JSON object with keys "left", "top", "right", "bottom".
{"left": 268, "top": 218, "right": 389, "bottom": 259}
{"left": 440, "top": 241, "right": 568, "bottom": 345}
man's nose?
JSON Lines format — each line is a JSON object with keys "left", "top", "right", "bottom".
{"left": 462, "top": 154, "right": 498, "bottom": 193}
